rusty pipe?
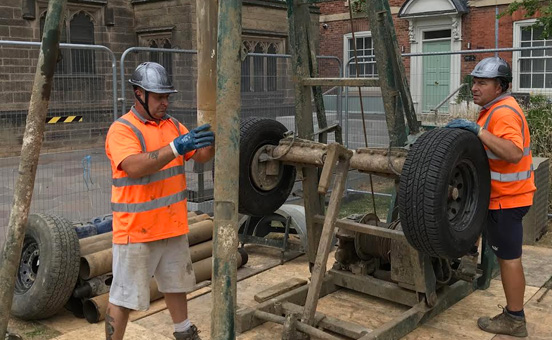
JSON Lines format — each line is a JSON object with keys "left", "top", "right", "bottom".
{"left": 73, "top": 273, "right": 113, "bottom": 299}
{"left": 80, "top": 248, "right": 112, "bottom": 280}
{"left": 187, "top": 213, "right": 210, "bottom": 225}
{"left": 82, "top": 249, "right": 248, "bottom": 323}
{"left": 79, "top": 231, "right": 113, "bottom": 248}
{"left": 188, "top": 219, "right": 214, "bottom": 245}
{"left": 79, "top": 215, "right": 207, "bottom": 256}
{"left": 267, "top": 140, "right": 406, "bottom": 176}
{"left": 80, "top": 235, "right": 112, "bottom": 257}
{"left": 196, "top": 0, "right": 217, "bottom": 128}
{"left": 80, "top": 237, "right": 216, "bottom": 280}
{"left": 83, "top": 279, "right": 164, "bottom": 323}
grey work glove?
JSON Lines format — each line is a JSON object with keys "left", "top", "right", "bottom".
{"left": 445, "top": 119, "right": 482, "bottom": 136}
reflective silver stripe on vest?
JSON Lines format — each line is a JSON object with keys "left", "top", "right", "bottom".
{"left": 490, "top": 164, "right": 534, "bottom": 182}
{"left": 483, "top": 104, "right": 533, "bottom": 181}
{"left": 483, "top": 105, "right": 526, "bottom": 144}
{"left": 111, "top": 189, "right": 187, "bottom": 213}
{"left": 486, "top": 145, "right": 531, "bottom": 160}
{"left": 168, "top": 116, "right": 182, "bottom": 136}
{"left": 116, "top": 118, "right": 147, "bottom": 152}
{"left": 113, "top": 165, "right": 185, "bottom": 187}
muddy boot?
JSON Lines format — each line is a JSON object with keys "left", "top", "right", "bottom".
{"left": 477, "top": 306, "right": 528, "bottom": 337}
{"left": 173, "top": 324, "right": 201, "bottom": 340}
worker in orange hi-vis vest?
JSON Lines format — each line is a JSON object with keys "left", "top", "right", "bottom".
{"left": 446, "top": 57, "right": 536, "bottom": 338}
{"left": 105, "top": 62, "right": 214, "bottom": 340}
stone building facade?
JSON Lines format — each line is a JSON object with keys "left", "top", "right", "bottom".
{"left": 0, "top": 0, "right": 319, "bottom": 154}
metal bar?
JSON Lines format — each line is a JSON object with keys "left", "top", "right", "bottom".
{"left": 302, "top": 146, "right": 352, "bottom": 325}
{"left": 236, "top": 270, "right": 338, "bottom": 333}
{"left": 196, "top": 0, "right": 217, "bottom": 127}
{"left": 253, "top": 310, "right": 341, "bottom": 340}
{"left": 211, "top": 0, "right": 241, "bottom": 338}
{"left": 313, "top": 215, "right": 406, "bottom": 241}
{"left": 267, "top": 141, "right": 407, "bottom": 176}
{"left": 282, "top": 302, "right": 371, "bottom": 339}
{"left": 302, "top": 77, "right": 380, "bottom": 87}
{"left": 402, "top": 45, "right": 552, "bottom": 57}
{"left": 433, "top": 83, "right": 467, "bottom": 112}
{"left": 0, "top": 0, "right": 67, "bottom": 336}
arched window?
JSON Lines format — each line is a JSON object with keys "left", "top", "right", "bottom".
{"left": 253, "top": 43, "right": 264, "bottom": 92}
{"left": 267, "top": 43, "right": 277, "bottom": 91}
{"left": 241, "top": 39, "right": 281, "bottom": 93}
{"left": 150, "top": 39, "right": 173, "bottom": 81}
{"left": 40, "top": 11, "right": 95, "bottom": 74}
{"left": 70, "top": 12, "right": 95, "bottom": 74}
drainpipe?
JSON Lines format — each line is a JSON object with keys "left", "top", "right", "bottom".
{"left": 196, "top": 0, "right": 218, "bottom": 128}
{"left": 495, "top": 5, "right": 499, "bottom": 56}
{"left": 0, "top": 0, "right": 67, "bottom": 337}
{"left": 211, "top": 0, "right": 241, "bottom": 339}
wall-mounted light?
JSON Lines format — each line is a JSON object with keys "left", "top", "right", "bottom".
{"left": 467, "top": 42, "right": 471, "bottom": 50}
{"left": 401, "top": 45, "right": 405, "bottom": 53}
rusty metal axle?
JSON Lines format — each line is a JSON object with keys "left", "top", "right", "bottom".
{"left": 265, "top": 138, "right": 406, "bottom": 177}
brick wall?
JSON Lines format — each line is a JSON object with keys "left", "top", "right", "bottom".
{"left": 318, "top": 1, "right": 543, "bottom": 85}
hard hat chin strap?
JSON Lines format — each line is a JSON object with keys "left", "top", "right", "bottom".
{"left": 134, "top": 90, "right": 156, "bottom": 121}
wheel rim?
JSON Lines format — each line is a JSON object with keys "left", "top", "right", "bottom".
{"left": 15, "top": 237, "right": 40, "bottom": 293}
{"left": 447, "top": 159, "right": 478, "bottom": 232}
{"left": 250, "top": 145, "right": 282, "bottom": 192}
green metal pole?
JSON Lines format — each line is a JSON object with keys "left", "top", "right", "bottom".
{"left": 0, "top": 0, "right": 67, "bottom": 337}
{"left": 211, "top": 0, "right": 241, "bottom": 338}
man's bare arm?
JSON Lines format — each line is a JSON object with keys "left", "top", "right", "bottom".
{"left": 120, "top": 145, "right": 176, "bottom": 178}
{"left": 479, "top": 129, "right": 523, "bottom": 164}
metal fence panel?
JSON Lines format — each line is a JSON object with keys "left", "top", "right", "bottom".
{"left": 0, "top": 41, "right": 117, "bottom": 248}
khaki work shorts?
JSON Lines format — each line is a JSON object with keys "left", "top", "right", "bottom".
{"left": 109, "top": 235, "right": 196, "bottom": 311}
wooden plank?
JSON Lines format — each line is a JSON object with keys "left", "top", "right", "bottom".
{"left": 254, "top": 278, "right": 308, "bottom": 303}
{"left": 301, "top": 77, "right": 380, "bottom": 87}
{"left": 330, "top": 269, "right": 419, "bottom": 307}
{"left": 302, "top": 147, "right": 352, "bottom": 325}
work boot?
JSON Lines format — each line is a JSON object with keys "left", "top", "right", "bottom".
{"left": 477, "top": 305, "right": 528, "bottom": 337}
{"left": 173, "top": 324, "right": 201, "bottom": 340}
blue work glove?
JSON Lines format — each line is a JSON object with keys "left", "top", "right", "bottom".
{"left": 444, "top": 119, "right": 481, "bottom": 136}
{"left": 170, "top": 124, "right": 214, "bottom": 156}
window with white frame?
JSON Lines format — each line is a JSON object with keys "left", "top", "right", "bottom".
{"left": 513, "top": 20, "right": 552, "bottom": 90}
{"left": 343, "top": 32, "right": 377, "bottom": 77}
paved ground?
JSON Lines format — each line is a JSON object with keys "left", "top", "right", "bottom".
{"left": 6, "top": 243, "right": 552, "bottom": 340}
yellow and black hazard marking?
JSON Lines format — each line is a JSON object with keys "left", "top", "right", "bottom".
{"left": 45, "top": 116, "right": 83, "bottom": 124}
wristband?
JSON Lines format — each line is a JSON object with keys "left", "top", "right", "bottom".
{"left": 169, "top": 141, "right": 180, "bottom": 158}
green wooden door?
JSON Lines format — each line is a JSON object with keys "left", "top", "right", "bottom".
{"left": 423, "top": 40, "right": 451, "bottom": 112}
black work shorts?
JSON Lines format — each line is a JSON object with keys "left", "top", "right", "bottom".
{"left": 485, "top": 206, "right": 530, "bottom": 260}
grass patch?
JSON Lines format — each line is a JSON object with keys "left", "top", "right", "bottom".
{"left": 339, "top": 191, "right": 393, "bottom": 221}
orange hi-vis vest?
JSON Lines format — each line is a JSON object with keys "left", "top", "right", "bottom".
{"left": 476, "top": 94, "right": 536, "bottom": 210}
{"left": 105, "top": 108, "right": 193, "bottom": 244}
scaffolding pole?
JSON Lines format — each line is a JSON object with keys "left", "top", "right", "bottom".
{"left": 196, "top": 0, "right": 218, "bottom": 128}
{"left": 0, "top": 0, "right": 67, "bottom": 337}
{"left": 212, "top": 0, "right": 242, "bottom": 338}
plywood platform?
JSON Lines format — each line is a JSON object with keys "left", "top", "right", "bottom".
{"left": 31, "top": 244, "right": 552, "bottom": 340}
